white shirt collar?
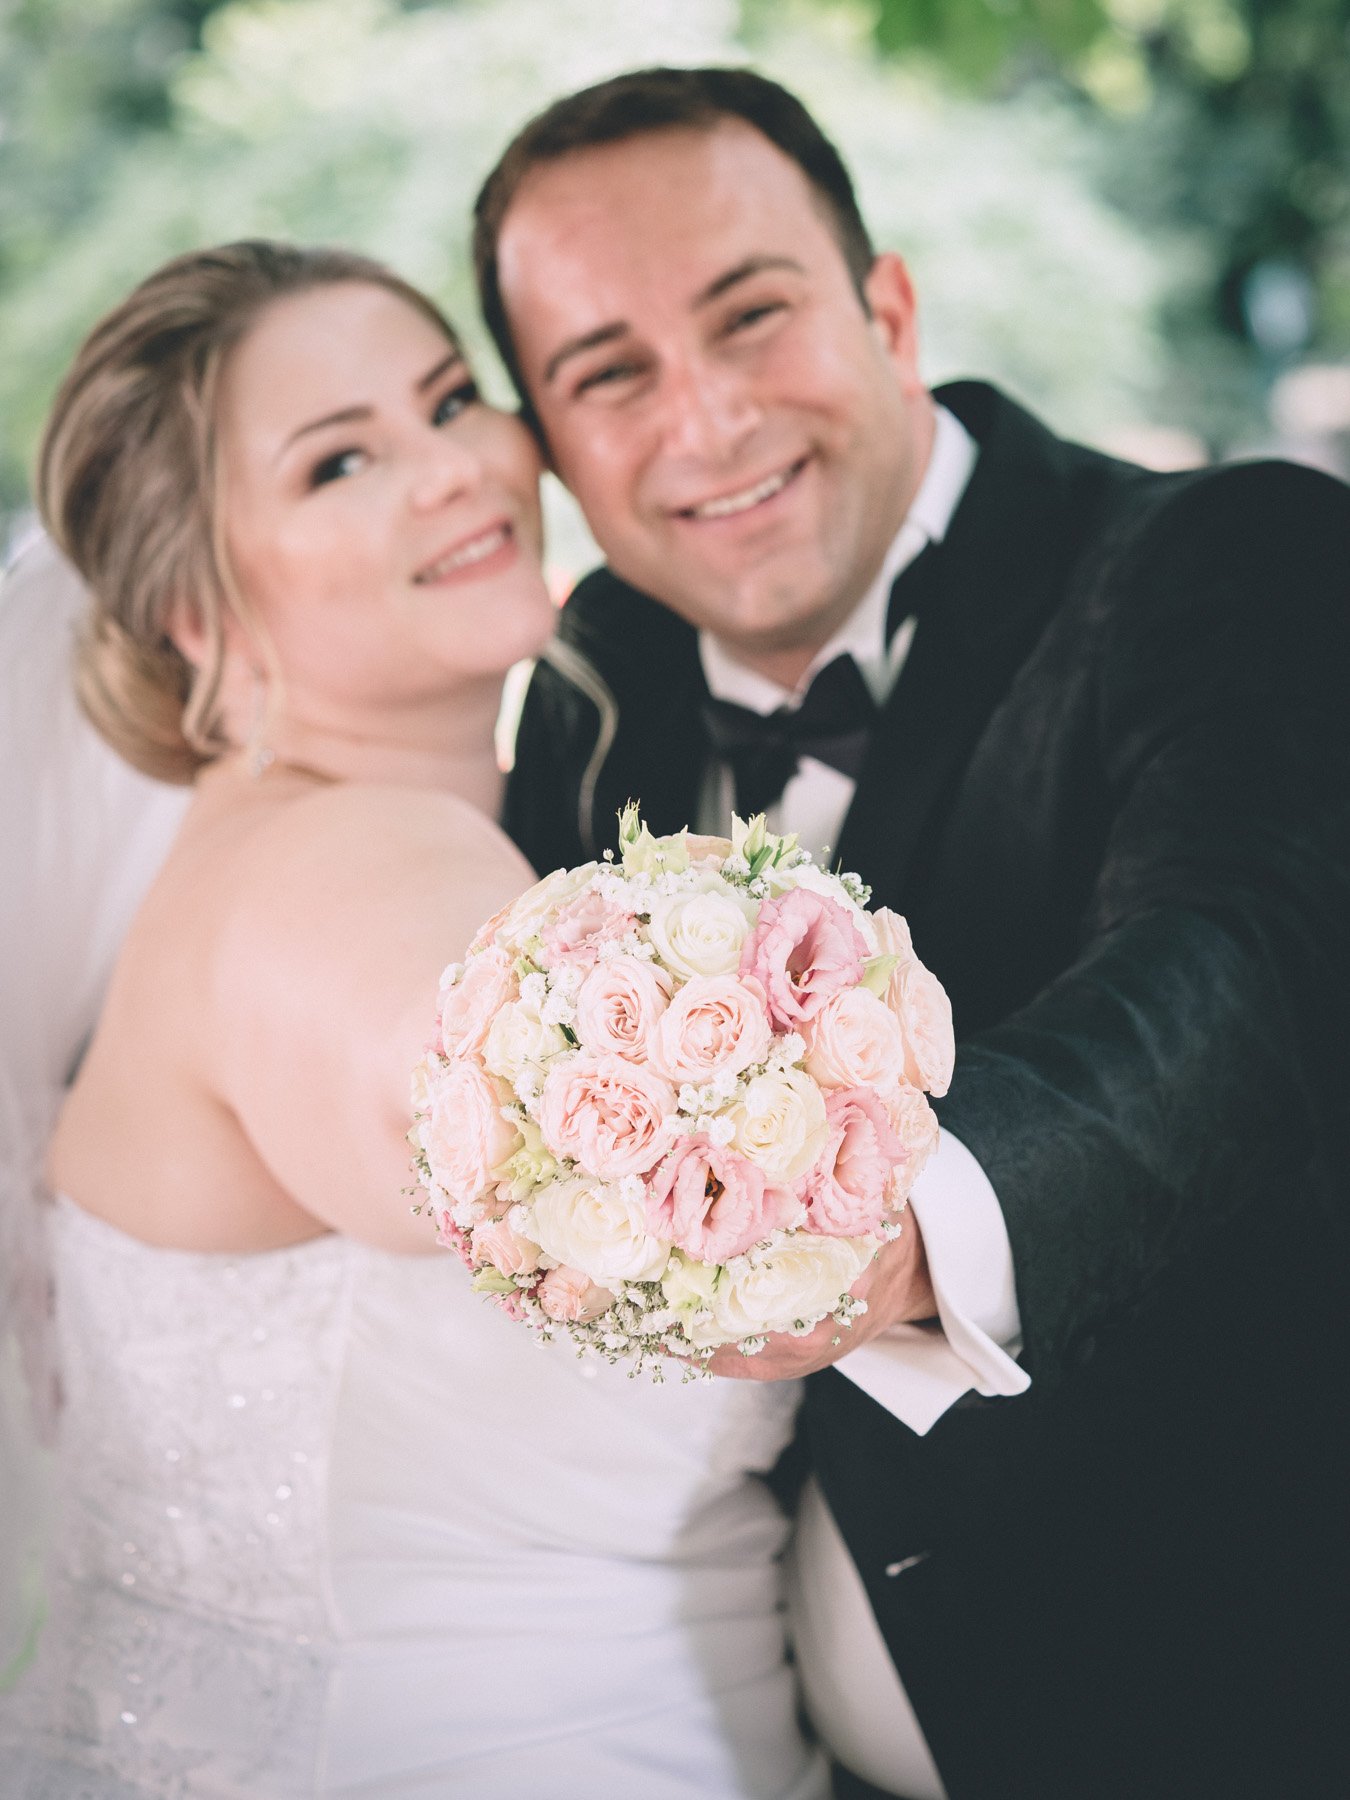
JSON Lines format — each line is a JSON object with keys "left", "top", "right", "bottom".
{"left": 699, "top": 402, "right": 978, "bottom": 713}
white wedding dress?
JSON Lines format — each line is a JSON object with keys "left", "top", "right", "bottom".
{"left": 0, "top": 1195, "right": 828, "bottom": 1800}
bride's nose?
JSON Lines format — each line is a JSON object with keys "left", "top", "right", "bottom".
{"left": 408, "top": 427, "right": 481, "bottom": 512}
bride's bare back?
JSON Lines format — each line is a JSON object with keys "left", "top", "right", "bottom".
{"left": 49, "top": 768, "right": 534, "bottom": 1254}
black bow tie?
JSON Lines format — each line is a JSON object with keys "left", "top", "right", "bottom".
{"left": 702, "top": 652, "right": 877, "bottom": 819}
{"left": 700, "top": 546, "right": 944, "bottom": 819}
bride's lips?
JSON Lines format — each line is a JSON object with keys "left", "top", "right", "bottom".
{"left": 671, "top": 455, "right": 810, "bottom": 524}
{"left": 412, "top": 519, "right": 518, "bottom": 587}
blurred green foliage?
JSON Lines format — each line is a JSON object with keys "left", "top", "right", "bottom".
{"left": 1, "top": 0, "right": 1344, "bottom": 534}
{"left": 792, "top": 0, "right": 1350, "bottom": 437}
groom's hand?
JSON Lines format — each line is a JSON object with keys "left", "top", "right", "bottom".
{"left": 701, "top": 1215, "right": 937, "bottom": 1383}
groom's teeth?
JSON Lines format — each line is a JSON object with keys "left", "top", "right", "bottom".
{"left": 416, "top": 525, "right": 510, "bottom": 582}
{"left": 686, "top": 463, "right": 798, "bottom": 520}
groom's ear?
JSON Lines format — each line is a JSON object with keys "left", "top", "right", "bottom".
{"left": 863, "top": 253, "right": 925, "bottom": 398}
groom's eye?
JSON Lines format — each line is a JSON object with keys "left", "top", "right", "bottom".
{"left": 724, "top": 300, "right": 786, "bottom": 337}
{"left": 574, "top": 358, "right": 644, "bottom": 398}
{"left": 433, "top": 380, "right": 479, "bottom": 426}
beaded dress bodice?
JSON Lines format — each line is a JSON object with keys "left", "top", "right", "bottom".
{"left": 0, "top": 1198, "right": 826, "bottom": 1800}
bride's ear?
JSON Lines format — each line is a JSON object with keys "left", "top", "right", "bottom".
{"left": 165, "top": 597, "right": 210, "bottom": 669}
{"left": 165, "top": 597, "right": 250, "bottom": 668}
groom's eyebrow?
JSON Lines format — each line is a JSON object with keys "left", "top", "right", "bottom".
{"left": 543, "top": 323, "right": 627, "bottom": 387}
{"left": 542, "top": 255, "right": 808, "bottom": 386}
{"left": 693, "top": 255, "right": 805, "bottom": 307}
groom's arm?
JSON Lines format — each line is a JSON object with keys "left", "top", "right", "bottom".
{"left": 713, "top": 457, "right": 1350, "bottom": 1391}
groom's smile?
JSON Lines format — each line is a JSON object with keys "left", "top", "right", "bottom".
{"left": 495, "top": 119, "right": 935, "bottom": 687}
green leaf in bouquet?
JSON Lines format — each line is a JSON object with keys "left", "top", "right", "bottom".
{"left": 860, "top": 953, "right": 902, "bottom": 997}
{"left": 470, "top": 1268, "right": 519, "bottom": 1298}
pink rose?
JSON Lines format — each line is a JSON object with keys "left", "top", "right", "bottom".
{"left": 538, "top": 1053, "right": 677, "bottom": 1180}
{"left": 646, "top": 1135, "right": 799, "bottom": 1263}
{"left": 802, "top": 986, "right": 906, "bottom": 1091}
{"left": 537, "top": 1265, "right": 614, "bottom": 1322}
{"left": 872, "top": 908, "right": 955, "bottom": 1097}
{"left": 649, "top": 974, "right": 772, "bottom": 1087}
{"left": 439, "top": 947, "right": 513, "bottom": 1059}
{"left": 885, "top": 1085, "right": 941, "bottom": 1193}
{"left": 539, "top": 888, "right": 635, "bottom": 970}
{"left": 422, "top": 1060, "right": 521, "bottom": 1205}
{"left": 800, "top": 1088, "right": 906, "bottom": 1237}
{"left": 471, "top": 1218, "right": 542, "bottom": 1278}
{"left": 574, "top": 955, "right": 672, "bottom": 1061}
{"left": 739, "top": 888, "right": 867, "bottom": 1030}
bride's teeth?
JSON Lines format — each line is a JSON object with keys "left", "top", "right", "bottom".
{"left": 689, "top": 464, "right": 795, "bottom": 519}
{"left": 417, "top": 525, "right": 510, "bottom": 581}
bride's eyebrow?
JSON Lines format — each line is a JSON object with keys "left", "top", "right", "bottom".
{"left": 275, "top": 351, "right": 465, "bottom": 463}
{"left": 280, "top": 403, "right": 372, "bottom": 458}
{"left": 416, "top": 350, "right": 464, "bottom": 392}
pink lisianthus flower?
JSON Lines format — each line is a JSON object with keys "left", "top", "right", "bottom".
{"left": 539, "top": 887, "right": 635, "bottom": 971}
{"left": 800, "top": 1087, "right": 907, "bottom": 1237}
{"left": 646, "top": 1135, "right": 800, "bottom": 1263}
{"left": 434, "top": 1211, "right": 475, "bottom": 1269}
{"left": 537, "top": 1265, "right": 614, "bottom": 1322}
{"left": 739, "top": 888, "right": 867, "bottom": 1031}
{"left": 538, "top": 1053, "right": 677, "bottom": 1181}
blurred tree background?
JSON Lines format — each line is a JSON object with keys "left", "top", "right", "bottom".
{"left": 2, "top": 0, "right": 1347, "bottom": 553}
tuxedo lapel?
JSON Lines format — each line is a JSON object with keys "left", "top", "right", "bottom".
{"left": 836, "top": 384, "right": 1094, "bottom": 908}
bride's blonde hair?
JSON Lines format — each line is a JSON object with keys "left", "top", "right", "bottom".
{"left": 37, "top": 241, "right": 460, "bottom": 783}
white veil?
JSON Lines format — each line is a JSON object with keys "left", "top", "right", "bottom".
{"left": 0, "top": 535, "right": 188, "bottom": 1680}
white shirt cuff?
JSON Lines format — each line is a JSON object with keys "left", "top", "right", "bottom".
{"left": 837, "top": 1126, "right": 1031, "bottom": 1435}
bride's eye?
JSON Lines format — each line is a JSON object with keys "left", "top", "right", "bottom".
{"left": 433, "top": 380, "right": 479, "bottom": 426}
{"left": 310, "top": 447, "right": 367, "bottom": 487}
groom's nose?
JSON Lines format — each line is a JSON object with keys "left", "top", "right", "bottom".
{"left": 658, "top": 355, "right": 761, "bottom": 464}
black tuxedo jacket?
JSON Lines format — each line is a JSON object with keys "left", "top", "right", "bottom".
{"left": 505, "top": 383, "right": 1350, "bottom": 1798}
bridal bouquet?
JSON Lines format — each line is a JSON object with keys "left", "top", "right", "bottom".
{"left": 409, "top": 808, "right": 954, "bottom": 1372}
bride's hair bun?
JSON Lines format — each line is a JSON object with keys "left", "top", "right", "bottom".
{"left": 36, "top": 240, "right": 460, "bottom": 784}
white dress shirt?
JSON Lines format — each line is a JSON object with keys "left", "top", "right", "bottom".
{"left": 698, "top": 408, "right": 1029, "bottom": 1798}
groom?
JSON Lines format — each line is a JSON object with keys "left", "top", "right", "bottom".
{"left": 483, "top": 67, "right": 1350, "bottom": 1800}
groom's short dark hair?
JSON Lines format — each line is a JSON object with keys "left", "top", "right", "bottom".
{"left": 472, "top": 66, "right": 875, "bottom": 415}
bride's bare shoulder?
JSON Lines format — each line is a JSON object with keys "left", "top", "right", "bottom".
{"left": 214, "top": 780, "right": 534, "bottom": 988}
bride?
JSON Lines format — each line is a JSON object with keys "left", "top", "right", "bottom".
{"left": 0, "top": 240, "right": 827, "bottom": 1799}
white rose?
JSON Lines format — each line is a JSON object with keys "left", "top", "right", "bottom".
{"left": 492, "top": 862, "right": 600, "bottom": 953}
{"left": 646, "top": 879, "right": 756, "bottom": 979}
{"left": 710, "top": 1231, "right": 875, "bottom": 1340}
{"left": 726, "top": 1068, "right": 829, "bottom": 1183}
{"left": 530, "top": 1174, "right": 671, "bottom": 1286}
{"left": 483, "top": 996, "right": 570, "bottom": 1086}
